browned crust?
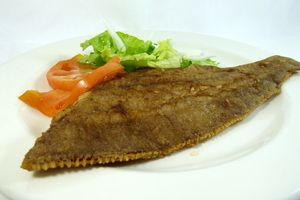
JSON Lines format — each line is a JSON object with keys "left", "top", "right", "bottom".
{"left": 21, "top": 55, "right": 300, "bottom": 171}
{"left": 20, "top": 90, "right": 277, "bottom": 171}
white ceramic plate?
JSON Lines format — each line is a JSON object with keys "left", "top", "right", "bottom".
{"left": 0, "top": 31, "right": 299, "bottom": 200}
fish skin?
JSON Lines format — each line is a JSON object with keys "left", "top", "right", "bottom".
{"left": 21, "top": 55, "right": 300, "bottom": 171}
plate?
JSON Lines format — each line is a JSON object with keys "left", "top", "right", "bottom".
{"left": 0, "top": 30, "right": 299, "bottom": 200}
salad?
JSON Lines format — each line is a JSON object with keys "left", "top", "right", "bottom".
{"left": 79, "top": 30, "right": 219, "bottom": 71}
{"left": 19, "top": 30, "right": 219, "bottom": 117}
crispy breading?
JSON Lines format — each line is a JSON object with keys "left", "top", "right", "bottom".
{"left": 21, "top": 55, "right": 300, "bottom": 171}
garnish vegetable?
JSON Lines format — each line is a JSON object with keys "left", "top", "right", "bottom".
{"left": 19, "top": 56, "right": 124, "bottom": 117}
{"left": 79, "top": 30, "right": 219, "bottom": 72}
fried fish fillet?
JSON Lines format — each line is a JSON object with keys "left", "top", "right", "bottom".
{"left": 21, "top": 55, "right": 300, "bottom": 171}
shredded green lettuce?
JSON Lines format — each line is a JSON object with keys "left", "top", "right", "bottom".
{"left": 79, "top": 30, "right": 219, "bottom": 71}
{"left": 181, "top": 58, "right": 220, "bottom": 68}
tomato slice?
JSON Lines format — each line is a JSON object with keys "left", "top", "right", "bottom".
{"left": 19, "top": 56, "right": 125, "bottom": 118}
{"left": 19, "top": 90, "right": 43, "bottom": 109}
{"left": 46, "top": 54, "right": 95, "bottom": 91}
{"left": 38, "top": 90, "right": 71, "bottom": 117}
{"left": 19, "top": 89, "right": 71, "bottom": 117}
{"left": 59, "top": 56, "right": 125, "bottom": 111}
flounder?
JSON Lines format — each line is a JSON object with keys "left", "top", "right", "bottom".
{"left": 21, "top": 55, "right": 300, "bottom": 171}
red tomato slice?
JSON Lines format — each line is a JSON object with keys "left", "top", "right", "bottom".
{"left": 46, "top": 54, "right": 95, "bottom": 91}
{"left": 38, "top": 90, "right": 71, "bottom": 117}
{"left": 19, "top": 89, "right": 71, "bottom": 117}
{"left": 19, "top": 90, "right": 43, "bottom": 109}
{"left": 59, "top": 56, "right": 125, "bottom": 112}
{"left": 19, "top": 56, "right": 125, "bottom": 118}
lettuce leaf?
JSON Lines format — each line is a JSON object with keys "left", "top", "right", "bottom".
{"left": 79, "top": 30, "right": 219, "bottom": 71}
{"left": 181, "top": 58, "right": 220, "bottom": 68}
{"left": 147, "top": 39, "right": 182, "bottom": 68}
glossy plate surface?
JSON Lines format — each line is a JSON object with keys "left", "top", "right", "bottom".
{"left": 0, "top": 31, "right": 299, "bottom": 200}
